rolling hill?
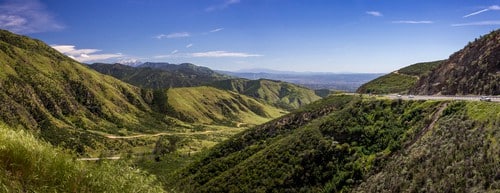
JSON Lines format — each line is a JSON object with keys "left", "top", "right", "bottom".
{"left": 161, "top": 86, "right": 287, "bottom": 126}
{"left": 411, "top": 29, "right": 500, "bottom": 95}
{"left": 0, "top": 29, "right": 173, "bottom": 154}
{"left": 90, "top": 63, "right": 322, "bottom": 110}
{"left": 210, "top": 78, "right": 322, "bottom": 110}
{"left": 357, "top": 60, "right": 444, "bottom": 94}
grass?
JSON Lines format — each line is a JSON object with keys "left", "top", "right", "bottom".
{"left": 357, "top": 60, "right": 443, "bottom": 94}
{"left": 0, "top": 123, "right": 164, "bottom": 192}
{"left": 356, "top": 73, "right": 417, "bottom": 94}
{"left": 167, "top": 86, "right": 286, "bottom": 125}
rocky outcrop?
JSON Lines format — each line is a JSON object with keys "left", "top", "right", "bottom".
{"left": 411, "top": 30, "right": 500, "bottom": 95}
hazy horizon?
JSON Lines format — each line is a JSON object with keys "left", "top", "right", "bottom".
{"left": 1, "top": 0, "right": 499, "bottom": 73}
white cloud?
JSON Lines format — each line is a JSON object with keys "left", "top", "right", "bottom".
{"left": 51, "top": 45, "right": 122, "bottom": 63}
{"left": 0, "top": 0, "right": 63, "bottom": 34}
{"left": 392, "top": 20, "right": 434, "bottom": 24}
{"left": 210, "top": 28, "right": 224, "bottom": 32}
{"left": 155, "top": 32, "right": 190, "bottom": 39}
{"left": 490, "top": 5, "right": 500, "bottom": 10}
{"left": 451, "top": 21, "right": 500, "bottom": 27}
{"left": 186, "top": 43, "right": 193, "bottom": 48}
{"left": 171, "top": 50, "right": 179, "bottom": 54}
{"left": 206, "top": 0, "right": 240, "bottom": 12}
{"left": 463, "top": 5, "right": 500, "bottom": 18}
{"left": 366, "top": 11, "right": 382, "bottom": 17}
{"left": 154, "top": 50, "right": 262, "bottom": 59}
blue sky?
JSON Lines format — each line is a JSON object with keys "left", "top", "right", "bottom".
{"left": 1, "top": 0, "right": 499, "bottom": 73}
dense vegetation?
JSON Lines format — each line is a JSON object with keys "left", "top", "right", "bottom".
{"left": 89, "top": 62, "right": 229, "bottom": 89}
{"left": 357, "top": 60, "right": 443, "bottom": 94}
{"left": 169, "top": 95, "right": 447, "bottom": 192}
{"left": 355, "top": 101, "right": 500, "bottom": 192}
{"left": 167, "top": 95, "right": 499, "bottom": 192}
{"left": 0, "top": 123, "right": 164, "bottom": 192}
{"left": 210, "top": 78, "right": 322, "bottom": 110}
{"left": 412, "top": 29, "right": 500, "bottom": 95}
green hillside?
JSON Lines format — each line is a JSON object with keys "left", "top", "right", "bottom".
{"left": 89, "top": 63, "right": 229, "bottom": 89}
{"left": 0, "top": 29, "right": 175, "bottom": 154}
{"left": 357, "top": 60, "right": 443, "bottom": 94}
{"left": 164, "top": 86, "right": 286, "bottom": 126}
{"left": 0, "top": 123, "right": 164, "bottom": 192}
{"left": 168, "top": 95, "right": 499, "bottom": 192}
{"left": 210, "top": 78, "right": 322, "bottom": 110}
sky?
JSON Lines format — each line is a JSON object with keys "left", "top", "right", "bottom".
{"left": 0, "top": 0, "right": 499, "bottom": 73}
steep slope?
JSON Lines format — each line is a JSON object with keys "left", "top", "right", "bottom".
{"left": 0, "top": 123, "right": 164, "bottom": 192}
{"left": 163, "top": 86, "right": 286, "bottom": 126}
{"left": 170, "top": 95, "right": 444, "bottom": 192}
{"left": 89, "top": 62, "right": 229, "bottom": 89}
{"left": 354, "top": 102, "right": 500, "bottom": 192}
{"left": 210, "top": 78, "right": 322, "bottom": 110}
{"left": 411, "top": 30, "right": 500, "bottom": 95}
{"left": 357, "top": 60, "right": 443, "bottom": 94}
{"left": 170, "top": 95, "right": 499, "bottom": 192}
{"left": 0, "top": 29, "right": 169, "bottom": 154}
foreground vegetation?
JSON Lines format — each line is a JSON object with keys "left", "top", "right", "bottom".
{"left": 0, "top": 124, "right": 164, "bottom": 192}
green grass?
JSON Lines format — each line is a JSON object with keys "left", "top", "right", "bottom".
{"left": 397, "top": 60, "right": 444, "bottom": 76}
{"left": 0, "top": 123, "right": 164, "bottom": 192}
{"left": 357, "top": 60, "right": 443, "bottom": 94}
{"left": 0, "top": 29, "right": 175, "bottom": 155}
{"left": 166, "top": 86, "right": 287, "bottom": 125}
{"left": 356, "top": 73, "right": 417, "bottom": 94}
{"left": 210, "top": 78, "right": 322, "bottom": 110}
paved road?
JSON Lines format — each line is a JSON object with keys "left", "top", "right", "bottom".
{"left": 384, "top": 94, "right": 500, "bottom": 102}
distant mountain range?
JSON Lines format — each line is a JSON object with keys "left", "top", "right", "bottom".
{"left": 89, "top": 62, "right": 323, "bottom": 109}
{"left": 218, "top": 70, "right": 383, "bottom": 92}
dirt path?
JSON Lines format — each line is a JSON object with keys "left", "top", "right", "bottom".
{"left": 405, "top": 102, "right": 448, "bottom": 148}
{"left": 106, "top": 130, "right": 221, "bottom": 139}
{"left": 77, "top": 157, "right": 121, "bottom": 161}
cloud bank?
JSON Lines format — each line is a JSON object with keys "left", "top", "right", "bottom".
{"left": 0, "top": 0, "right": 63, "bottom": 34}
{"left": 51, "top": 45, "right": 123, "bottom": 63}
